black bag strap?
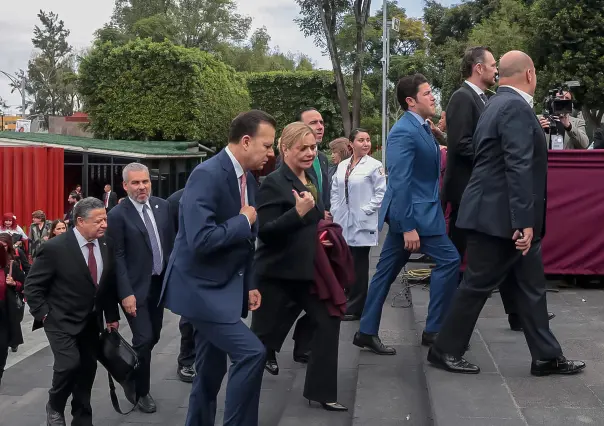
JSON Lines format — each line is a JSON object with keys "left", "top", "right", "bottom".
{"left": 107, "top": 372, "right": 139, "bottom": 415}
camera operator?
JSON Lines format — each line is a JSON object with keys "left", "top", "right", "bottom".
{"left": 538, "top": 91, "right": 589, "bottom": 149}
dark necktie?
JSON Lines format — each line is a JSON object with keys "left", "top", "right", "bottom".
{"left": 422, "top": 123, "right": 432, "bottom": 136}
{"left": 86, "top": 242, "right": 98, "bottom": 287}
{"left": 480, "top": 93, "right": 488, "bottom": 104}
{"left": 142, "top": 205, "right": 162, "bottom": 275}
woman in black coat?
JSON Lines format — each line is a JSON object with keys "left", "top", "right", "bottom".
{"left": 0, "top": 233, "right": 26, "bottom": 385}
{"left": 251, "top": 122, "right": 346, "bottom": 411}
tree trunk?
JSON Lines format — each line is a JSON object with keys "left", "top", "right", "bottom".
{"left": 319, "top": 0, "right": 352, "bottom": 135}
{"left": 351, "top": 0, "right": 371, "bottom": 130}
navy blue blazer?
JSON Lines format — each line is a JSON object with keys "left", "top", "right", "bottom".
{"left": 379, "top": 112, "right": 446, "bottom": 237}
{"left": 106, "top": 195, "right": 174, "bottom": 302}
{"left": 161, "top": 149, "right": 258, "bottom": 324}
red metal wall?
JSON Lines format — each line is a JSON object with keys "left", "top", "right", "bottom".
{"left": 0, "top": 147, "right": 64, "bottom": 229}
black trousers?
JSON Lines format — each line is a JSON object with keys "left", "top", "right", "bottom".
{"left": 178, "top": 317, "right": 196, "bottom": 368}
{"left": 346, "top": 246, "right": 371, "bottom": 316}
{"left": 0, "top": 301, "right": 9, "bottom": 381}
{"left": 449, "top": 205, "right": 516, "bottom": 313}
{"left": 125, "top": 275, "right": 164, "bottom": 396}
{"left": 434, "top": 232, "right": 563, "bottom": 360}
{"left": 46, "top": 317, "right": 99, "bottom": 425}
{"left": 251, "top": 277, "right": 341, "bottom": 402}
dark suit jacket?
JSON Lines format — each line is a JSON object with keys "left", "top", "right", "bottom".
{"left": 443, "top": 82, "right": 486, "bottom": 205}
{"left": 254, "top": 162, "right": 325, "bottom": 282}
{"left": 275, "top": 151, "right": 330, "bottom": 210}
{"left": 161, "top": 149, "right": 258, "bottom": 323}
{"left": 103, "top": 191, "right": 118, "bottom": 212}
{"left": 594, "top": 126, "right": 604, "bottom": 150}
{"left": 167, "top": 189, "right": 184, "bottom": 233}
{"left": 456, "top": 87, "right": 548, "bottom": 240}
{"left": 24, "top": 229, "right": 120, "bottom": 335}
{"left": 106, "top": 196, "right": 174, "bottom": 302}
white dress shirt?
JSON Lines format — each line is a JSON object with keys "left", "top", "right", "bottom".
{"left": 73, "top": 227, "right": 103, "bottom": 284}
{"left": 330, "top": 155, "right": 386, "bottom": 247}
{"left": 500, "top": 85, "right": 534, "bottom": 108}
{"left": 128, "top": 197, "right": 164, "bottom": 266}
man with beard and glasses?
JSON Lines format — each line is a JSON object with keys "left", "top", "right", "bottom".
{"left": 106, "top": 163, "right": 174, "bottom": 413}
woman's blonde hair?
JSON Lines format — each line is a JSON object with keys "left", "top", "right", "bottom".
{"left": 280, "top": 122, "right": 315, "bottom": 152}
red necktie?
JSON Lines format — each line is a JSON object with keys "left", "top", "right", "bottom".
{"left": 86, "top": 242, "right": 98, "bottom": 287}
{"left": 240, "top": 173, "right": 247, "bottom": 207}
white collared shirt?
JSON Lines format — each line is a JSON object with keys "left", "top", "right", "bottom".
{"left": 128, "top": 197, "right": 164, "bottom": 266}
{"left": 225, "top": 146, "right": 249, "bottom": 205}
{"left": 73, "top": 227, "right": 103, "bottom": 284}
{"left": 464, "top": 80, "right": 485, "bottom": 98}
{"left": 500, "top": 85, "right": 534, "bottom": 108}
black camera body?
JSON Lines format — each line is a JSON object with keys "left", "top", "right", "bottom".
{"left": 543, "top": 88, "right": 573, "bottom": 117}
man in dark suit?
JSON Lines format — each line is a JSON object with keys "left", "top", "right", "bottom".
{"left": 102, "top": 184, "right": 118, "bottom": 212}
{"left": 428, "top": 51, "right": 586, "bottom": 376}
{"left": 106, "top": 163, "right": 174, "bottom": 413}
{"left": 25, "top": 197, "right": 120, "bottom": 426}
{"left": 161, "top": 110, "right": 275, "bottom": 426}
{"left": 353, "top": 74, "right": 460, "bottom": 354}
{"left": 166, "top": 188, "right": 196, "bottom": 383}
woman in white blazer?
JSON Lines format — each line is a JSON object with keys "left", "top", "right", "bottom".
{"left": 330, "top": 128, "right": 386, "bottom": 321}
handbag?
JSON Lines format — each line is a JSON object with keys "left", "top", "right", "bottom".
{"left": 7, "top": 261, "right": 24, "bottom": 319}
{"left": 97, "top": 329, "right": 140, "bottom": 414}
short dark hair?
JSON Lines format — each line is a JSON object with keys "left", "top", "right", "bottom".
{"left": 69, "top": 191, "right": 82, "bottom": 201}
{"left": 349, "top": 128, "right": 369, "bottom": 142}
{"left": 461, "top": 46, "right": 492, "bottom": 79}
{"left": 396, "top": 74, "right": 429, "bottom": 111}
{"left": 297, "top": 107, "right": 319, "bottom": 121}
{"left": 228, "top": 110, "right": 277, "bottom": 143}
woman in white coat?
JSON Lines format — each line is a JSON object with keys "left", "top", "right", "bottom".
{"left": 330, "top": 128, "right": 386, "bottom": 321}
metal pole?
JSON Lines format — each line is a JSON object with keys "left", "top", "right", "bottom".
{"left": 381, "top": 0, "right": 388, "bottom": 166}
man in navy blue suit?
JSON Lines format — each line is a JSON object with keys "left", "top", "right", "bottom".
{"left": 353, "top": 74, "right": 460, "bottom": 355}
{"left": 161, "top": 110, "right": 276, "bottom": 426}
{"left": 107, "top": 162, "right": 174, "bottom": 413}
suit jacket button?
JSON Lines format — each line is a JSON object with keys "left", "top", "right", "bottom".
{"left": 238, "top": 271, "right": 243, "bottom": 276}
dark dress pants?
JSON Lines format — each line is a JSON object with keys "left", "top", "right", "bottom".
{"left": 434, "top": 232, "right": 563, "bottom": 361}
{"left": 178, "top": 317, "right": 196, "bottom": 368}
{"left": 185, "top": 318, "right": 266, "bottom": 426}
{"left": 0, "top": 301, "right": 9, "bottom": 382}
{"left": 252, "top": 277, "right": 341, "bottom": 402}
{"left": 346, "top": 246, "right": 371, "bottom": 316}
{"left": 125, "top": 275, "right": 164, "bottom": 396}
{"left": 449, "top": 205, "right": 517, "bottom": 313}
{"left": 45, "top": 316, "right": 99, "bottom": 426}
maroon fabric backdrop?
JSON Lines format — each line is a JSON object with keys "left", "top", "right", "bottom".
{"left": 542, "top": 150, "right": 604, "bottom": 275}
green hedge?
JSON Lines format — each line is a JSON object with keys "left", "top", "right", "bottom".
{"left": 79, "top": 38, "right": 250, "bottom": 145}
{"left": 245, "top": 71, "right": 376, "bottom": 146}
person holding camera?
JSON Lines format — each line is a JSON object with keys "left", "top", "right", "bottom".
{"left": 538, "top": 91, "right": 589, "bottom": 149}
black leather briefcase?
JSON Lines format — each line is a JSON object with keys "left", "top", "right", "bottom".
{"left": 97, "top": 329, "right": 140, "bottom": 414}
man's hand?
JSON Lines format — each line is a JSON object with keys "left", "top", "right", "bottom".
{"left": 248, "top": 289, "right": 261, "bottom": 311}
{"left": 512, "top": 228, "right": 534, "bottom": 256}
{"left": 539, "top": 117, "right": 550, "bottom": 130}
{"left": 404, "top": 230, "right": 420, "bottom": 253}
{"left": 240, "top": 205, "right": 257, "bottom": 225}
{"left": 324, "top": 211, "right": 333, "bottom": 221}
{"left": 106, "top": 322, "right": 119, "bottom": 332}
{"left": 121, "top": 295, "right": 137, "bottom": 317}
{"left": 293, "top": 190, "right": 315, "bottom": 217}
{"left": 559, "top": 113, "right": 571, "bottom": 129}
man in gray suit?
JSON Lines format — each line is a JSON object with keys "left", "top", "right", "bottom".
{"left": 539, "top": 91, "right": 589, "bottom": 149}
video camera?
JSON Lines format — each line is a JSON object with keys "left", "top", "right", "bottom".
{"left": 542, "top": 81, "right": 580, "bottom": 117}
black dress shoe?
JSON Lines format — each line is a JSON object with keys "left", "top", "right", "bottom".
{"left": 293, "top": 351, "right": 310, "bottom": 364}
{"left": 427, "top": 347, "right": 480, "bottom": 374}
{"left": 46, "top": 402, "right": 66, "bottom": 426}
{"left": 137, "top": 394, "right": 157, "bottom": 413}
{"left": 352, "top": 332, "right": 396, "bottom": 355}
{"left": 265, "top": 350, "right": 279, "bottom": 375}
{"left": 308, "top": 400, "right": 348, "bottom": 411}
{"left": 342, "top": 314, "right": 361, "bottom": 321}
{"left": 10, "top": 346, "right": 18, "bottom": 353}
{"left": 531, "top": 356, "right": 586, "bottom": 377}
{"left": 177, "top": 365, "right": 196, "bottom": 383}
{"left": 548, "top": 312, "right": 556, "bottom": 320}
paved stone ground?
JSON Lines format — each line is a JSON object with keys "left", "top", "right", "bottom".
{"left": 411, "top": 276, "right": 604, "bottom": 426}
{"left": 0, "top": 231, "right": 432, "bottom": 426}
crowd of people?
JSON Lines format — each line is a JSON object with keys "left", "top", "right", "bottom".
{"left": 0, "top": 46, "right": 593, "bottom": 426}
